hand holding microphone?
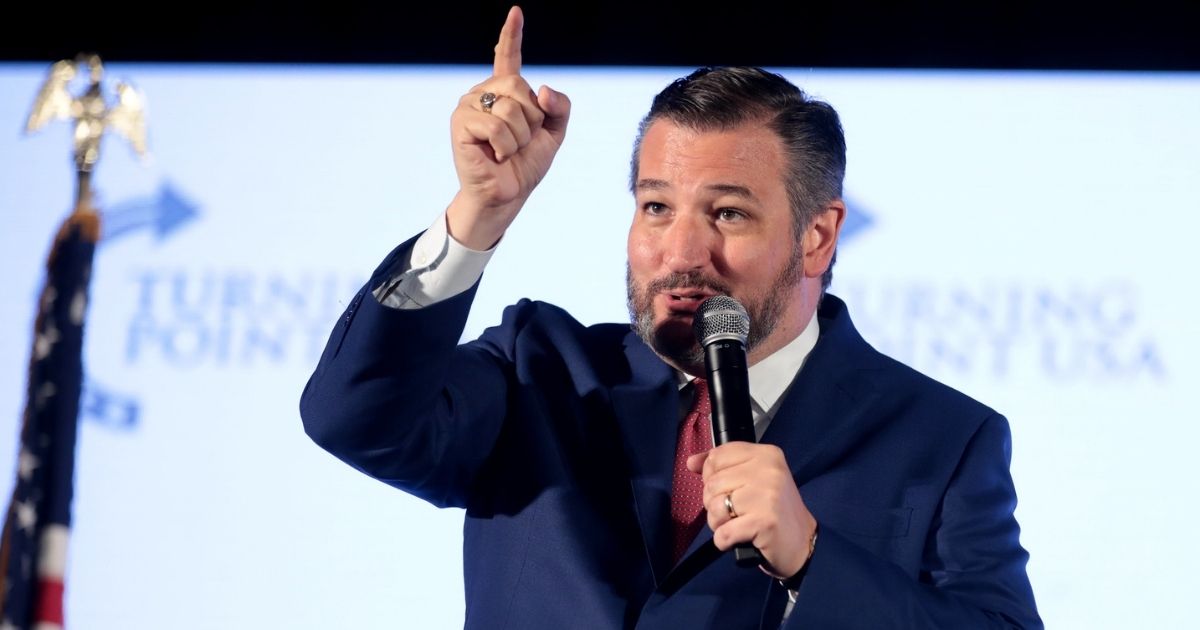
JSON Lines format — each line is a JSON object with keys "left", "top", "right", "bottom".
{"left": 692, "top": 296, "right": 764, "bottom": 567}
{"left": 688, "top": 296, "right": 819, "bottom": 578}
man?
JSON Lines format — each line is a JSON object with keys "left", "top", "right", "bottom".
{"left": 300, "top": 7, "right": 1040, "bottom": 628}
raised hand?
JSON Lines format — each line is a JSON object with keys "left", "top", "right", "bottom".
{"left": 446, "top": 6, "right": 572, "bottom": 250}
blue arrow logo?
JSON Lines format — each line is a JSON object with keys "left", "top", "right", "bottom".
{"left": 100, "top": 181, "right": 199, "bottom": 246}
{"left": 82, "top": 379, "right": 140, "bottom": 430}
{"left": 82, "top": 180, "right": 201, "bottom": 430}
{"left": 841, "top": 197, "right": 875, "bottom": 244}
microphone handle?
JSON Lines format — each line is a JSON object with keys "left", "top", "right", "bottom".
{"left": 703, "top": 340, "right": 767, "bottom": 568}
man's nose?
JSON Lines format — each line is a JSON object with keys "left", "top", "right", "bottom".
{"left": 661, "top": 213, "right": 714, "bottom": 272}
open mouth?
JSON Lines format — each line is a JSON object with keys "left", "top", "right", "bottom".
{"left": 663, "top": 289, "right": 718, "bottom": 313}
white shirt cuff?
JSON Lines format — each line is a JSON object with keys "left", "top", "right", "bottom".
{"left": 373, "top": 212, "right": 497, "bottom": 309}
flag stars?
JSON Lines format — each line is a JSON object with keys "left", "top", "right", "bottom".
{"left": 70, "top": 287, "right": 88, "bottom": 325}
{"left": 14, "top": 499, "right": 36, "bottom": 534}
{"left": 34, "top": 383, "right": 56, "bottom": 411}
{"left": 5, "top": 206, "right": 92, "bottom": 627}
{"left": 39, "top": 286, "right": 57, "bottom": 311}
{"left": 33, "top": 322, "right": 60, "bottom": 361}
{"left": 17, "top": 450, "right": 39, "bottom": 481}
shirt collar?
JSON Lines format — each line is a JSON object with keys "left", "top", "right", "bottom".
{"left": 677, "top": 310, "right": 821, "bottom": 417}
{"left": 747, "top": 310, "right": 820, "bottom": 417}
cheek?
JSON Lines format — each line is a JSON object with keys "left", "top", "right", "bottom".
{"left": 724, "top": 240, "right": 791, "bottom": 292}
{"left": 626, "top": 229, "right": 658, "bottom": 274}
{"left": 726, "top": 242, "right": 772, "bottom": 276}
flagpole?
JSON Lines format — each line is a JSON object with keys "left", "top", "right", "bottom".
{"left": 0, "top": 52, "right": 145, "bottom": 630}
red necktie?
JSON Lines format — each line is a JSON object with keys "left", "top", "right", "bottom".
{"left": 670, "top": 378, "right": 711, "bottom": 564}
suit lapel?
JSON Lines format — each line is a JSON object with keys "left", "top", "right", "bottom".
{"left": 761, "top": 296, "right": 888, "bottom": 488}
{"left": 610, "top": 331, "right": 679, "bottom": 585}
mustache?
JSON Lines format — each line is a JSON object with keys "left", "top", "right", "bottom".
{"left": 642, "top": 271, "right": 732, "bottom": 297}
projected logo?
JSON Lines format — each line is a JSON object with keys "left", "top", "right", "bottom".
{"left": 86, "top": 181, "right": 362, "bottom": 429}
{"left": 839, "top": 199, "right": 875, "bottom": 244}
{"left": 111, "top": 190, "right": 362, "bottom": 366}
{"left": 82, "top": 182, "right": 200, "bottom": 430}
{"left": 122, "top": 265, "right": 359, "bottom": 370}
{"left": 100, "top": 183, "right": 199, "bottom": 248}
{"left": 835, "top": 199, "right": 1165, "bottom": 382}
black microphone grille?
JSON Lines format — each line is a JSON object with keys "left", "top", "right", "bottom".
{"left": 694, "top": 295, "right": 750, "bottom": 345}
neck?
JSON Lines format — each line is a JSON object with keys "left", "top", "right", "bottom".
{"left": 747, "top": 281, "right": 820, "bottom": 367}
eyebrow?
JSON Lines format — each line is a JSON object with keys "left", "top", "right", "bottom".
{"left": 635, "top": 178, "right": 670, "bottom": 191}
{"left": 635, "top": 179, "right": 759, "bottom": 202}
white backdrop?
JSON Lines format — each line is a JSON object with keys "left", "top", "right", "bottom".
{"left": 1, "top": 63, "right": 1197, "bottom": 629}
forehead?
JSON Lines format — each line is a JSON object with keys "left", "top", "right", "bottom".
{"left": 636, "top": 119, "right": 787, "bottom": 189}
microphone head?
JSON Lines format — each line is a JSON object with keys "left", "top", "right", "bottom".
{"left": 694, "top": 295, "right": 750, "bottom": 346}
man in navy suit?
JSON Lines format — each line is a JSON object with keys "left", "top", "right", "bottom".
{"left": 301, "top": 6, "right": 1040, "bottom": 628}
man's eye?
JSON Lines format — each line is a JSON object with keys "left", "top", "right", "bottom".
{"left": 717, "top": 208, "right": 745, "bottom": 221}
{"left": 643, "top": 202, "right": 668, "bottom": 215}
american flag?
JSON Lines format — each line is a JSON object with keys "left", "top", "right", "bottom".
{"left": 0, "top": 207, "right": 99, "bottom": 630}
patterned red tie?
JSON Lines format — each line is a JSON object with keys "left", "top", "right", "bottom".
{"left": 670, "top": 378, "right": 712, "bottom": 564}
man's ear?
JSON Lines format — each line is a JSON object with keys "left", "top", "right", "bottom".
{"left": 803, "top": 199, "right": 846, "bottom": 279}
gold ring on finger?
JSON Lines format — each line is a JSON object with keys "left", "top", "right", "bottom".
{"left": 724, "top": 493, "right": 738, "bottom": 519}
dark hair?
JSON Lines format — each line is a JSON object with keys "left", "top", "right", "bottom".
{"left": 630, "top": 66, "right": 846, "bottom": 290}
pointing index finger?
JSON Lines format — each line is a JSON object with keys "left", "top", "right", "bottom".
{"left": 493, "top": 6, "right": 524, "bottom": 77}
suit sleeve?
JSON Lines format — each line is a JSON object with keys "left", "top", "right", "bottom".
{"left": 782, "top": 413, "right": 1042, "bottom": 629}
{"left": 298, "top": 235, "right": 518, "bottom": 509}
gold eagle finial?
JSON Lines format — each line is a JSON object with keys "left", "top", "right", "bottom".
{"left": 25, "top": 54, "right": 148, "bottom": 174}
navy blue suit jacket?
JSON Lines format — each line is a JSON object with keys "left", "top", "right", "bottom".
{"left": 301, "top": 240, "right": 1041, "bottom": 629}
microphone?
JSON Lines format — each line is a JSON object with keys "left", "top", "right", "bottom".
{"left": 693, "top": 295, "right": 765, "bottom": 568}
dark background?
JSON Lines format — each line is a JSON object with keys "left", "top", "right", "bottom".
{"left": 2, "top": 1, "right": 1198, "bottom": 70}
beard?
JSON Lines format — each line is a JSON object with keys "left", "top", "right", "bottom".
{"left": 626, "top": 250, "right": 803, "bottom": 373}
